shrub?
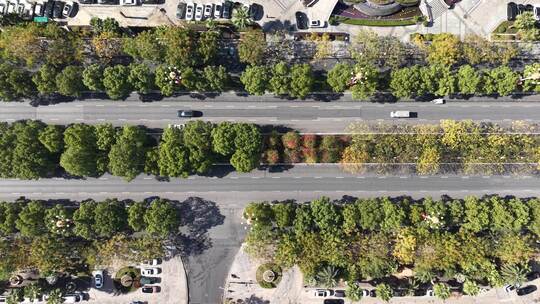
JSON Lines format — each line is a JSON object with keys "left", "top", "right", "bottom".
{"left": 302, "top": 148, "right": 318, "bottom": 163}
{"left": 433, "top": 283, "right": 451, "bottom": 300}
{"left": 320, "top": 149, "right": 340, "bottom": 163}
{"left": 282, "top": 131, "right": 301, "bottom": 150}
{"left": 346, "top": 283, "right": 363, "bottom": 301}
{"left": 302, "top": 134, "right": 318, "bottom": 148}
{"left": 284, "top": 149, "right": 301, "bottom": 163}
{"left": 265, "top": 149, "right": 280, "bottom": 164}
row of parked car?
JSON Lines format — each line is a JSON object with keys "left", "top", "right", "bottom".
{"left": 176, "top": 1, "right": 262, "bottom": 21}
{"left": 0, "top": 0, "right": 75, "bottom": 18}
{"left": 77, "top": 0, "right": 162, "bottom": 5}
{"left": 507, "top": 2, "right": 540, "bottom": 21}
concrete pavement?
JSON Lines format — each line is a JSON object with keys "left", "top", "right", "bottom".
{"left": 3, "top": 100, "right": 540, "bottom": 132}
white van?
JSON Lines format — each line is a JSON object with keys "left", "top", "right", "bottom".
{"left": 63, "top": 294, "right": 82, "bottom": 303}
{"left": 390, "top": 111, "right": 411, "bottom": 118}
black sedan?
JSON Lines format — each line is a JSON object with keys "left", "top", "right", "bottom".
{"left": 52, "top": 1, "right": 64, "bottom": 18}
{"left": 517, "top": 285, "right": 537, "bottom": 296}
{"left": 295, "top": 11, "right": 308, "bottom": 30}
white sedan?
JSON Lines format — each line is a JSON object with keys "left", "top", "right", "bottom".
{"left": 203, "top": 3, "right": 212, "bottom": 18}
{"left": 185, "top": 2, "right": 194, "bottom": 20}
{"left": 194, "top": 4, "right": 202, "bottom": 21}
{"left": 141, "top": 268, "right": 161, "bottom": 276}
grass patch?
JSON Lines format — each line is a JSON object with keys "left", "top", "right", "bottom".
{"left": 493, "top": 21, "right": 518, "bottom": 34}
{"left": 335, "top": 16, "right": 417, "bottom": 27}
{"left": 255, "top": 263, "right": 282, "bottom": 289}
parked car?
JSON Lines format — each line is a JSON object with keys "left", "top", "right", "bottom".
{"left": 527, "top": 271, "right": 540, "bottom": 281}
{"left": 15, "top": 2, "right": 24, "bottom": 14}
{"left": 93, "top": 270, "right": 104, "bottom": 289}
{"left": 141, "top": 0, "right": 162, "bottom": 4}
{"left": 0, "top": 2, "right": 6, "bottom": 14}
{"left": 362, "top": 289, "right": 372, "bottom": 297}
{"left": 63, "top": 294, "right": 82, "bottom": 303}
{"left": 323, "top": 300, "right": 344, "bottom": 304}
{"left": 34, "top": 2, "right": 44, "bottom": 16}
{"left": 221, "top": 0, "right": 231, "bottom": 18}
{"left": 295, "top": 11, "right": 307, "bottom": 29}
{"left": 213, "top": 2, "right": 221, "bottom": 18}
{"left": 535, "top": 5, "right": 540, "bottom": 20}
{"left": 185, "top": 2, "right": 193, "bottom": 19}
{"left": 142, "top": 286, "right": 160, "bottom": 293}
{"left": 313, "top": 289, "right": 330, "bottom": 298}
{"left": 6, "top": 1, "right": 14, "bottom": 13}
{"left": 194, "top": 3, "right": 202, "bottom": 20}
{"left": 44, "top": 1, "right": 53, "bottom": 16}
{"left": 248, "top": 3, "right": 262, "bottom": 20}
{"left": 121, "top": 0, "right": 137, "bottom": 5}
{"left": 140, "top": 277, "right": 158, "bottom": 285}
{"left": 369, "top": 289, "right": 376, "bottom": 297}
{"left": 176, "top": 2, "right": 186, "bottom": 18}
{"left": 517, "top": 285, "right": 537, "bottom": 296}
{"left": 203, "top": 3, "right": 212, "bottom": 18}
{"left": 52, "top": 1, "right": 63, "bottom": 18}
{"left": 141, "top": 268, "right": 161, "bottom": 276}
{"left": 97, "top": 0, "right": 119, "bottom": 4}
{"left": 62, "top": 1, "right": 74, "bottom": 17}
{"left": 334, "top": 290, "right": 345, "bottom": 297}
{"left": 142, "top": 258, "right": 161, "bottom": 266}
{"left": 79, "top": 0, "right": 95, "bottom": 4}
{"left": 431, "top": 98, "right": 445, "bottom": 104}
{"left": 425, "top": 289, "right": 435, "bottom": 296}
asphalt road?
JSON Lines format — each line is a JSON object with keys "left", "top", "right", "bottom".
{"left": 1, "top": 166, "right": 538, "bottom": 202}
{"left": 2, "top": 100, "right": 540, "bottom": 132}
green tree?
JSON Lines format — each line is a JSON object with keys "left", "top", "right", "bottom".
{"left": 82, "top": 64, "right": 104, "bottom": 91}
{"left": 108, "top": 125, "right": 147, "bottom": 180}
{"left": 350, "top": 64, "right": 378, "bottom": 100}
{"left": 238, "top": 29, "right": 266, "bottom": 65}
{"left": 144, "top": 199, "right": 179, "bottom": 236}
{"left": 310, "top": 197, "right": 341, "bottom": 235}
{"left": 45, "top": 204, "right": 73, "bottom": 236}
{"left": 522, "top": 63, "right": 540, "bottom": 92}
{"left": 290, "top": 64, "right": 314, "bottom": 99}
{"left": 327, "top": 63, "right": 354, "bottom": 93}
{"left": 103, "top": 65, "right": 132, "bottom": 99}
{"left": 11, "top": 121, "right": 54, "bottom": 179}
{"left": 56, "top": 66, "right": 85, "bottom": 97}
{"left": 433, "top": 282, "right": 451, "bottom": 300}
{"left": 203, "top": 65, "right": 229, "bottom": 91}
{"left": 230, "top": 149, "right": 259, "bottom": 172}
{"left": 155, "top": 26, "right": 198, "bottom": 67}
{"left": 24, "top": 283, "right": 42, "bottom": 302}
{"left": 128, "top": 63, "right": 154, "bottom": 94}
{"left": 483, "top": 66, "right": 519, "bottom": 96}
{"left": 514, "top": 12, "right": 540, "bottom": 41}
{"left": 457, "top": 65, "right": 482, "bottom": 95}
{"left": 427, "top": 33, "right": 462, "bottom": 66}
{"left": 232, "top": 6, "right": 251, "bottom": 30}
{"left": 462, "top": 280, "right": 480, "bottom": 296}
{"left": 39, "top": 125, "right": 64, "bottom": 153}
{"left": 269, "top": 61, "right": 290, "bottom": 95}
{"left": 60, "top": 124, "right": 99, "bottom": 177}
{"left": 0, "top": 202, "right": 20, "bottom": 235}
{"left": 93, "top": 199, "right": 127, "bottom": 237}
{"left": 240, "top": 65, "right": 268, "bottom": 95}
{"left": 90, "top": 17, "right": 121, "bottom": 34}
{"left": 6, "top": 288, "right": 23, "bottom": 304}
{"left": 73, "top": 201, "right": 96, "bottom": 239}
{"left": 158, "top": 126, "right": 190, "bottom": 177}
{"left": 272, "top": 203, "right": 296, "bottom": 229}
{"left": 180, "top": 67, "right": 201, "bottom": 91}
{"left": 376, "top": 283, "right": 393, "bottom": 302}
{"left": 46, "top": 289, "right": 63, "bottom": 304}
{"left": 390, "top": 66, "right": 422, "bottom": 99}
{"left": 32, "top": 64, "right": 58, "bottom": 95}
{"left": 123, "top": 30, "right": 162, "bottom": 62}
{"left": 493, "top": 233, "right": 534, "bottom": 265}
{"left": 198, "top": 30, "right": 219, "bottom": 64}
{"left": 16, "top": 200, "right": 46, "bottom": 237}
{"left": 155, "top": 65, "right": 179, "bottom": 96}
{"left": 183, "top": 120, "right": 214, "bottom": 174}
{"left": 462, "top": 196, "right": 490, "bottom": 232}
{"left": 95, "top": 123, "right": 117, "bottom": 152}
{"left": 211, "top": 122, "right": 236, "bottom": 156}
{"left": 128, "top": 201, "right": 146, "bottom": 232}
{"left": 315, "top": 265, "right": 339, "bottom": 288}
{"left": 0, "top": 63, "right": 35, "bottom": 101}
{"left": 528, "top": 199, "right": 540, "bottom": 237}
{"left": 346, "top": 283, "right": 363, "bottom": 301}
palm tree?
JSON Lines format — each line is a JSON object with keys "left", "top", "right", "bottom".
{"left": 501, "top": 263, "right": 529, "bottom": 287}
{"left": 232, "top": 6, "right": 251, "bottom": 30}
{"left": 315, "top": 265, "right": 339, "bottom": 288}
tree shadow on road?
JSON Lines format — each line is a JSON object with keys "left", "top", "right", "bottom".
{"left": 174, "top": 197, "right": 225, "bottom": 256}
{"left": 226, "top": 295, "right": 270, "bottom": 304}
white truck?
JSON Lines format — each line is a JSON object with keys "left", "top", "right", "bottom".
{"left": 390, "top": 111, "right": 411, "bottom": 118}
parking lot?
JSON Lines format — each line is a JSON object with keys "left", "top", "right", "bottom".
{"left": 87, "top": 256, "right": 188, "bottom": 304}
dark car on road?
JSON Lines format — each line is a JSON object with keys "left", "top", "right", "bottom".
{"left": 178, "top": 110, "right": 194, "bottom": 118}
{"left": 526, "top": 271, "right": 540, "bottom": 281}
{"left": 141, "top": 286, "right": 160, "bottom": 293}
{"left": 52, "top": 1, "right": 63, "bottom": 18}
{"left": 517, "top": 285, "right": 537, "bottom": 296}
{"left": 333, "top": 290, "right": 345, "bottom": 298}
{"left": 79, "top": 0, "right": 95, "bottom": 4}
{"left": 295, "top": 11, "right": 307, "bottom": 29}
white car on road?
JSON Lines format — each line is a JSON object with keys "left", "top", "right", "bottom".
{"left": 203, "top": 3, "right": 212, "bottom": 18}
{"left": 185, "top": 2, "right": 194, "bottom": 20}
{"left": 141, "top": 268, "right": 161, "bottom": 276}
